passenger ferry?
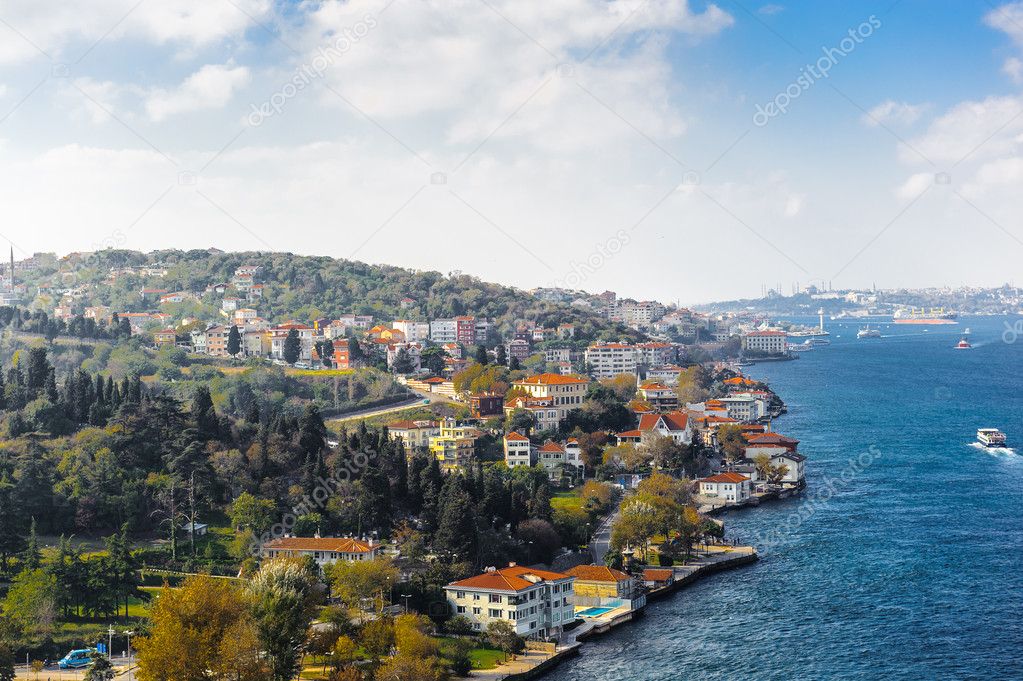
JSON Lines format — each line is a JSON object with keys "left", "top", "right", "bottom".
{"left": 977, "top": 428, "right": 1007, "bottom": 447}
{"left": 857, "top": 325, "right": 881, "bottom": 339}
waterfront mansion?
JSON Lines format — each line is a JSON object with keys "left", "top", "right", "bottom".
{"left": 444, "top": 564, "right": 576, "bottom": 640}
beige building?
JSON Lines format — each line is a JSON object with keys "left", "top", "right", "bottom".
{"left": 512, "top": 373, "right": 589, "bottom": 421}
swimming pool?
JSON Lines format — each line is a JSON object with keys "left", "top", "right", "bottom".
{"left": 576, "top": 606, "right": 615, "bottom": 617}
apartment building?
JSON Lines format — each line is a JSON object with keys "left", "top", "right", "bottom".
{"left": 584, "top": 343, "right": 637, "bottom": 379}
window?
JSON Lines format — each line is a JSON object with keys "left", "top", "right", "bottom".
{"left": 472, "top": 593, "right": 480, "bottom": 601}
{"left": 489, "top": 608, "right": 502, "bottom": 618}
{"left": 456, "top": 606, "right": 466, "bottom": 614}
{"left": 473, "top": 607, "right": 481, "bottom": 615}
{"left": 456, "top": 591, "right": 465, "bottom": 599}
{"left": 489, "top": 594, "right": 502, "bottom": 604}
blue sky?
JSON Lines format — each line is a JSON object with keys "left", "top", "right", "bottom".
{"left": 0, "top": 0, "right": 1021, "bottom": 302}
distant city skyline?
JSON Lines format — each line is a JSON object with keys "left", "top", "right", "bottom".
{"left": 1, "top": 1, "right": 1022, "bottom": 303}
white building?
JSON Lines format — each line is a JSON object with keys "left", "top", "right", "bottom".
{"left": 741, "top": 330, "right": 788, "bottom": 354}
{"left": 261, "top": 537, "right": 381, "bottom": 567}
{"left": 584, "top": 343, "right": 637, "bottom": 378}
{"left": 392, "top": 320, "right": 430, "bottom": 343}
{"left": 503, "top": 432, "right": 534, "bottom": 467}
{"left": 717, "top": 392, "right": 769, "bottom": 422}
{"left": 444, "top": 564, "right": 576, "bottom": 640}
{"left": 512, "top": 374, "right": 589, "bottom": 421}
{"left": 430, "top": 319, "right": 458, "bottom": 343}
{"left": 697, "top": 472, "right": 752, "bottom": 503}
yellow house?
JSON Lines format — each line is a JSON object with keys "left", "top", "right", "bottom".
{"left": 563, "top": 565, "right": 633, "bottom": 599}
{"left": 428, "top": 418, "right": 479, "bottom": 471}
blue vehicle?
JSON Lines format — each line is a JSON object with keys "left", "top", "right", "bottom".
{"left": 58, "top": 648, "right": 95, "bottom": 669}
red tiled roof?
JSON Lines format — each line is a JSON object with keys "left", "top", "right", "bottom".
{"left": 505, "top": 432, "right": 529, "bottom": 442}
{"left": 263, "top": 537, "right": 375, "bottom": 553}
{"left": 748, "top": 433, "right": 799, "bottom": 445}
{"left": 448, "top": 565, "right": 572, "bottom": 592}
{"left": 643, "top": 568, "right": 674, "bottom": 581}
{"left": 564, "top": 565, "right": 631, "bottom": 582}
{"left": 515, "top": 373, "right": 588, "bottom": 386}
{"left": 637, "top": 411, "right": 688, "bottom": 433}
{"left": 699, "top": 472, "right": 750, "bottom": 484}
{"left": 539, "top": 441, "right": 564, "bottom": 453}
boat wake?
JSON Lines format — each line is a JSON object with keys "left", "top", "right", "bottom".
{"left": 968, "top": 442, "right": 1017, "bottom": 456}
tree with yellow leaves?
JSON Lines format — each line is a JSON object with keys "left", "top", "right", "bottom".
{"left": 135, "top": 574, "right": 266, "bottom": 681}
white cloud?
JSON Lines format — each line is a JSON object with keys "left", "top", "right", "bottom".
{"left": 758, "top": 4, "right": 785, "bottom": 15}
{"left": 985, "top": 2, "right": 1023, "bottom": 45}
{"left": 0, "top": 0, "right": 270, "bottom": 64}
{"left": 1002, "top": 56, "right": 1023, "bottom": 83}
{"left": 783, "top": 194, "right": 802, "bottom": 217}
{"left": 901, "top": 94, "right": 1023, "bottom": 165}
{"left": 298, "top": 0, "right": 731, "bottom": 153}
{"left": 67, "top": 78, "right": 126, "bottom": 124}
{"left": 896, "top": 172, "right": 932, "bottom": 199}
{"left": 145, "top": 64, "right": 251, "bottom": 121}
{"left": 862, "top": 100, "right": 926, "bottom": 128}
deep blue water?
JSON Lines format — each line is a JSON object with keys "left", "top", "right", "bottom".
{"left": 557, "top": 315, "right": 1023, "bottom": 680}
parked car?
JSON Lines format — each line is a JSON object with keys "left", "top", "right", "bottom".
{"left": 58, "top": 649, "right": 95, "bottom": 669}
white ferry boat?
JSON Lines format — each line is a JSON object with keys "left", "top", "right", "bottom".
{"left": 977, "top": 428, "right": 1007, "bottom": 447}
{"left": 857, "top": 325, "right": 881, "bottom": 339}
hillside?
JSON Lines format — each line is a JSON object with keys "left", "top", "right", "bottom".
{"left": 26, "top": 249, "right": 646, "bottom": 343}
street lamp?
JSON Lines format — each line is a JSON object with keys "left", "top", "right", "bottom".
{"left": 123, "top": 630, "right": 135, "bottom": 681}
{"left": 401, "top": 593, "right": 411, "bottom": 614}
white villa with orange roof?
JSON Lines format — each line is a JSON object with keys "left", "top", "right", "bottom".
{"left": 697, "top": 472, "right": 752, "bottom": 503}
{"left": 444, "top": 563, "right": 576, "bottom": 639}
{"left": 261, "top": 536, "right": 381, "bottom": 567}
{"left": 617, "top": 410, "right": 692, "bottom": 446}
{"left": 503, "top": 432, "right": 534, "bottom": 467}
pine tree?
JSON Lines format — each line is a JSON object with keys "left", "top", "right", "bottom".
{"left": 283, "top": 329, "right": 301, "bottom": 365}
{"left": 474, "top": 345, "right": 489, "bottom": 365}
{"left": 495, "top": 344, "right": 507, "bottom": 366}
{"left": 20, "top": 517, "right": 40, "bottom": 570}
{"left": 298, "top": 405, "right": 327, "bottom": 457}
{"left": 434, "top": 480, "right": 476, "bottom": 561}
{"left": 391, "top": 347, "right": 414, "bottom": 374}
{"left": 227, "top": 325, "right": 242, "bottom": 357}
{"left": 191, "top": 386, "right": 219, "bottom": 440}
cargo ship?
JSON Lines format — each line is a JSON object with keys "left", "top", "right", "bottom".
{"left": 892, "top": 307, "right": 958, "bottom": 325}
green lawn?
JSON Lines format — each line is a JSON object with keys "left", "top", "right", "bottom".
{"left": 436, "top": 636, "right": 506, "bottom": 670}
{"left": 551, "top": 487, "right": 586, "bottom": 513}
